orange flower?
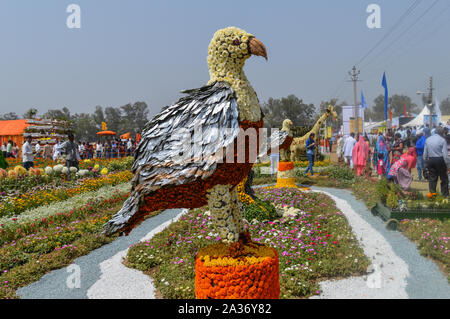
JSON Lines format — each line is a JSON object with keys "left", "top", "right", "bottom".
{"left": 195, "top": 243, "right": 280, "bottom": 299}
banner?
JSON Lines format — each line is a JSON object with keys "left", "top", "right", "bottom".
{"left": 381, "top": 72, "right": 388, "bottom": 121}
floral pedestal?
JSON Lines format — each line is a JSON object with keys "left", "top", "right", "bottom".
{"left": 195, "top": 242, "right": 280, "bottom": 299}
{"left": 275, "top": 161, "right": 297, "bottom": 188}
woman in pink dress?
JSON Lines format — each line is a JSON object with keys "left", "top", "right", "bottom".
{"left": 387, "top": 147, "right": 417, "bottom": 190}
{"left": 352, "top": 136, "right": 370, "bottom": 176}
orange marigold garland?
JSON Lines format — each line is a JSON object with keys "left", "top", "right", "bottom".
{"left": 275, "top": 161, "right": 297, "bottom": 188}
{"left": 195, "top": 242, "right": 280, "bottom": 299}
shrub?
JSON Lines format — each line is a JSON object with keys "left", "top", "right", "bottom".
{"left": 242, "top": 198, "right": 278, "bottom": 222}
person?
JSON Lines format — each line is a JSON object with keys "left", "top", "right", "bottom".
{"left": 377, "top": 153, "right": 386, "bottom": 179}
{"left": 343, "top": 133, "right": 357, "bottom": 168}
{"left": 22, "top": 136, "right": 34, "bottom": 170}
{"left": 42, "top": 141, "right": 52, "bottom": 160}
{"left": 105, "top": 140, "right": 112, "bottom": 159}
{"left": 415, "top": 130, "right": 426, "bottom": 181}
{"left": 35, "top": 142, "right": 41, "bottom": 158}
{"left": 391, "top": 133, "right": 404, "bottom": 164}
{"left": 96, "top": 141, "right": 103, "bottom": 158}
{"left": 1, "top": 142, "right": 6, "bottom": 158}
{"left": 423, "top": 127, "right": 449, "bottom": 197}
{"left": 423, "top": 124, "right": 431, "bottom": 138}
{"left": 12, "top": 142, "right": 19, "bottom": 158}
{"left": 78, "top": 141, "right": 85, "bottom": 160}
{"left": 375, "top": 133, "right": 390, "bottom": 174}
{"left": 352, "top": 136, "right": 370, "bottom": 176}
{"left": 60, "top": 134, "right": 80, "bottom": 179}
{"left": 5, "top": 140, "right": 13, "bottom": 158}
{"left": 387, "top": 147, "right": 417, "bottom": 191}
{"left": 336, "top": 134, "right": 344, "bottom": 161}
{"left": 305, "top": 133, "right": 316, "bottom": 176}
{"left": 127, "top": 138, "right": 133, "bottom": 156}
{"left": 53, "top": 138, "right": 63, "bottom": 161}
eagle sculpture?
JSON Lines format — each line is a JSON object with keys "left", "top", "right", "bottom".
{"left": 103, "top": 27, "right": 267, "bottom": 246}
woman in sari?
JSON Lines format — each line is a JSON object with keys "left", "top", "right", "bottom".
{"left": 376, "top": 133, "right": 390, "bottom": 175}
{"left": 387, "top": 147, "right": 417, "bottom": 190}
{"left": 391, "top": 133, "right": 404, "bottom": 164}
{"left": 352, "top": 136, "right": 370, "bottom": 176}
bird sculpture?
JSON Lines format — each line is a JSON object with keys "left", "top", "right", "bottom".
{"left": 103, "top": 27, "right": 267, "bottom": 248}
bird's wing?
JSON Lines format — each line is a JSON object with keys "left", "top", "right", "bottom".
{"left": 103, "top": 81, "right": 240, "bottom": 235}
{"left": 258, "top": 129, "right": 289, "bottom": 158}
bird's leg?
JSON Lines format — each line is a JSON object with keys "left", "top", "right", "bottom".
{"left": 206, "top": 184, "right": 242, "bottom": 245}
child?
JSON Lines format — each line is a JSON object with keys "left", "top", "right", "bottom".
{"left": 377, "top": 152, "right": 385, "bottom": 179}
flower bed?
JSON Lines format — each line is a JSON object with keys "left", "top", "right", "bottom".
{"left": 125, "top": 188, "right": 370, "bottom": 299}
{"left": 0, "top": 183, "right": 131, "bottom": 244}
{"left": 398, "top": 218, "right": 449, "bottom": 281}
{"left": 1, "top": 157, "right": 133, "bottom": 196}
{"left": 0, "top": 189, "right": 131, "bottom": 299}
{"left": 0, "top": 171, "right": 132, "bottom": 218}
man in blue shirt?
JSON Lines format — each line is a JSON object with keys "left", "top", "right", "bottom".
{"left": 305, "top": 133, "right": 316, "bottom": 176}
{"left": 415, "top": 130, "right": 426, "bottom": 181}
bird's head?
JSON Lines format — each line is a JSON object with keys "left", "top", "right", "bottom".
{"left": 207, "top": 27, "right": 267, "bottom": 81}
{"left": 282, "top": 119, "right": 293, "bottom": 132}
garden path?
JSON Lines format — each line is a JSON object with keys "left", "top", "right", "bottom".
{"left": 310, "top": 187, "right": 450, "bottom": 299}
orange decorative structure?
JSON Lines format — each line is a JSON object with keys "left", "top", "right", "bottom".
{"left": 274, "top": 161, "right": 297, "bottom": 188}
{"left": 195, "top": 243, "right": 280, "bottom": 299}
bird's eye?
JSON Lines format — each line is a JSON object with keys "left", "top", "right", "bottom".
{"left": 233, "top": 38, "right": 240, "bottom": 46}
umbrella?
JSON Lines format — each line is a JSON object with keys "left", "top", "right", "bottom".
{"left": 120, "top": 132, "right": 130, "bottom": 139}
{"left": 96, "top": 131, "right": 116, "bottom": 136}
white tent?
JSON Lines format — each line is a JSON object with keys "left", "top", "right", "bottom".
{"left": 403, "top": 105, "right": 430, "bottom": 127}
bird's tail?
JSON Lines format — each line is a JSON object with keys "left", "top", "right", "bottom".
{"left": 102, "top": 191, "right": 142, "bottom": 236}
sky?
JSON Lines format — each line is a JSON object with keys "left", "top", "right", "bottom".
{"left": 1, "top": 0, "right": 449, "bottom": 119}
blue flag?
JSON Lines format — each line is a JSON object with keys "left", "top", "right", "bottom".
{"left": 381, "top": 72, "right": 388, "bottom": 121}
{"left": 361, "top": 90, "right": 367, "bottom": 108}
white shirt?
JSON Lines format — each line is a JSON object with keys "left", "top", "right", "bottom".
{"left": 343, "top": 136, "right": 356, "bottom": 157}
{"left": 22, "top": 141, "right": 34, "bottom": 162}
{"left": 35, "top": 143, "right": 41, "bottom": 153}
{"left": 53, "top": 142, "right": 62, "bottom": 160}
{"left": 96, "top": 143, "right": 103, "bottom": 152}
{"left": 127, "top": 140, "right": 132, "bottom": 149}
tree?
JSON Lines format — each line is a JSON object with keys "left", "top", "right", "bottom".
{"left": 104, "top": 106, "right": 123, "bottom": 133}
{"left": 43, "top": 107, "right": 71, "bottom": 121}
{"left": 369, "top": 94, "right": 419, "bottom": 121}
{"left": 71, "top": 113, "right": 98, "bottom": 141}
{"left": 262, "top": 95, "right": 316, "bottom": 128}
{"left": 389, "top": 94, "right": 419, "bottom": 117}
{"left": 92, "top": 106, "right": 105, "bottom": 130}
{"left": 439, "top": 97, "right": 450, "bottom": 115}
{"left": 23, "top": 108, "right": 38, "bottom": 119}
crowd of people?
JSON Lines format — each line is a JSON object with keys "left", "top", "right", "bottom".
{"left": 335, "top": 123, "right": 450, "bottom": 197}
{"left": 0, "top": 135, "right": 138, "bottom": 173}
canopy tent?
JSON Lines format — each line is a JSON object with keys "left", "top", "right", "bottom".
{"left": 403, "top": 106, "right": 430, "bottom": 127}
{"left": 120, "top": 132, "right": 130, "bottom": 140}
{"left": 96, "top": 130, "right": 116, "bottom": 136}
{"left": 0, "top": 119, "right": 30, "bottom": 148}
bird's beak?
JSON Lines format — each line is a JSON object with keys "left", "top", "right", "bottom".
{"left": 249, "top": 37, "right": 267, "bottom": 60}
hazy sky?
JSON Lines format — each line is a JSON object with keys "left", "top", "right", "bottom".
{"left": 1, "top": 0, "right": 449, "bottom": 119}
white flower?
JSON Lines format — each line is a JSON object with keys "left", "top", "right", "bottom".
{"left": 44, "top": 166, "right": 53, "bottom": 175}
{"left": 53, "top": 164, "right": 64, "bottom": 172}
{"left": 69, "top": 167, "right": 78, "bottom": 173}
{"left": 61, "top": 167, "right": 69, "bottom": 174}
